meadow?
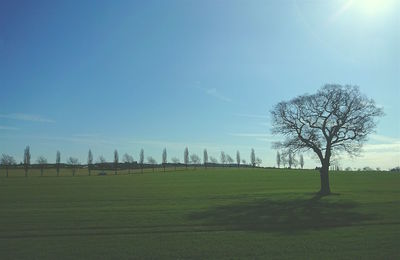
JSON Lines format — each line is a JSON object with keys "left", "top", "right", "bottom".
{"left": 1, "top": 168, "right": 399, "bottom": 259}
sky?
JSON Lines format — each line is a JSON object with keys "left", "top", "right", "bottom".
{"left": 0, "top": 0, "right": 399, "bottom": 169}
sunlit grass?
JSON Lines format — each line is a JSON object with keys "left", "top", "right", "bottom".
{"left": 1, "top": 168, "right": 399, "bottom": 259}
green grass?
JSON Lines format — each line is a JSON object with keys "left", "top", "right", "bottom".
{"left": 1, "top": 168, "right": 399, "bottom": 259}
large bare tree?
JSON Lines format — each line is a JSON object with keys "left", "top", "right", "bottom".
{"left": 271, "top": 84, "right": 383, "bottom": 195}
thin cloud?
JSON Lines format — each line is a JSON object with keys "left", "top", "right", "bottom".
{"left": 0, "top": 125, "right": 19, "bottom": 130}
{"left": 363, "top": 143, "right": 400, "bottom": 152}
{"left": 229, "top": 132, "right": 279, "bottom": 142}
{"left": 229, "top": 133, "right": 273, "bottom": 138}
{"left": 234, "top": 113, "right": 269, "bottom": 119}
{"left": 196, "top": 86, "right": 232, "bottom": 102}
{"left": 0, "top": 113, "right": 55, "bottom": 123}
{"left": 370, "top": 134, "right": 400, "bottom": 144}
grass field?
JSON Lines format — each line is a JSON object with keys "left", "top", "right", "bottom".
{"left": 1, "top": 168, "right": 399, "bottom": 259}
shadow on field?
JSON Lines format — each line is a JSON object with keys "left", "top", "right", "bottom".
{"left": 188, "top": 194, "right": 374, "bottom": 233}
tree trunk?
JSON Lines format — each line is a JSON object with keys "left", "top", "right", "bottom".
{"left": 319, "top": 164, "right": 331, "bottom": 195}
{"left": 41, "top": 168, "right": 43, "bottom": 177}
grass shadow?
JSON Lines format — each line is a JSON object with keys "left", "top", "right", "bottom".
{"left": 188, "top": 194, "right": 375, "bottom": 233}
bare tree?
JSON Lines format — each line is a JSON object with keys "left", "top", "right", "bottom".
{"left": 36, "top": 156, "right": 47, "bottom": 177}
{"left": 292, "top": 153, "right": 298, "bottom": 169}
{"left": 203, "top": 149, "right": 208, "bottom": 169}
{"left": 114, "top": 150, "right": 119, "bottom": 175}
{"left": 147, "top": 156, "right": 157, "bottom": 172}
{"left": 140, "top": 149, "right": 144, "bottom": 173}
{"left": 56, "top": 151, "right": 61, "bottom": 176}
{"left": 24, "top": 146, "right": 31, "bottom": 177}
{"left": 88, "top": 149, "right": 93, "bottom": 176}
{"left": 171, "top": 157, "right": 180, "bottom": 164}
{"left": 209, "top": 156, "right": 218, "bottom": 164}
{"left": 271, "top": 84, "right": 383, "bottom": 195}
{"left": 276, "top": 151, "right": 281, "bottom": 168}
{"left": 97, "top": 155, "right": 106, "bottom": 164}
{"left": 190, "top": 154, "right": 201, "bottom": 169}
{"left": 171, "top": 157, "right": 180, "bottom": 170}
{"left": 67, "top": 157, "right": 79, "bottom": 176}
{"left": 288, "top": 152, "right": 293, "bottom": 169}
{"left": 250, "top": 148, "right": 256, "bottom": 167}
{"left": 122, "top": 153, "right": 134, "bottom": 174}
{"left": 300, "top": 154, "right": 304, "bottom": 169}
{"left": 281, "top": 153, "right": 287, "bottom": 168}
{"left": 1, "top": 154, "right": 16, "bottom": 178}
{"left": 255, "top": 157, "right": 262, "bottom": 167}
{"left": 226, "top": 154, "right": 234, "bottom": 165}
{"left": 220, "top": 151, "right": 226, "bottom": 166}
{"left": 162, "top": 148, "right": 167, "bottom": 172}
{"left": 236, "top": 151, "right": 240, "bottom": 168}
{"left": 184, "top": 147, "right": 189, "bottom": 169}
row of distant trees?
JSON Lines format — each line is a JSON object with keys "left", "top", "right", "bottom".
{"left": 275, "top": 151, "right": 305, "bottom": 169}
{"left": 0, "top": 146, "right": 265, "bottom": 177}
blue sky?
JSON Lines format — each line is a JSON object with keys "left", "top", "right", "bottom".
{"left": 0, "top": 0, "right": 399, "bottom": 169}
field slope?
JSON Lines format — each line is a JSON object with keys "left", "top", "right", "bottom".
{"left": 1, "top": 168, "right": 399, "bottom": 259}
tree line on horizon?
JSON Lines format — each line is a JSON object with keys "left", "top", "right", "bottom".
{"left": 0, "top": 146, "right": 268, "bottom": 177}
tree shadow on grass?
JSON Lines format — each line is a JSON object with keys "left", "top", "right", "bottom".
{"left": 188, "top": 194, "right": 375, "bottom": 233}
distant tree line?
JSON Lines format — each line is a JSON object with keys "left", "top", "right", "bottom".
{"left": 0, "top": 146, "right": 268, "bottom": 177}
{"left": 1, "top": 146, "right": 392, "bottom": 177}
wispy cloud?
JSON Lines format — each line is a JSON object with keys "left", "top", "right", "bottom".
{"left": 370, "top": 134, "right": 400, "bottom": 144}
{"left": 72, "top": 133, "right": 103, "bottom": 138}
{"left": 234, "top": 113, "right": 269, "bottom": 119}
{"left": 364, "top": 134, "right": 400, "bottom": 152}
{"left": 229, "top": 132, "right": 278, "bottom": 142}
{"left": 0, "top": 125, "right": 19, "bottom": 130}
{"left": 229, "top": 133, "right": 272, "bottom": 138}
{"left": 196, "top": 86, "right": 232, "bottom": 102}
{"left": 0, "top": 113, "right": 54, "bottom": 123}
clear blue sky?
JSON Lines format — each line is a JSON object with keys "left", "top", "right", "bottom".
{"left": 1, "top": 0, "right": 399, "bottom": 169}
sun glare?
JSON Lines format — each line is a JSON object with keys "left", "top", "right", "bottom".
{"left": 353, "top": 0, "right": 395, "bottom": 16}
